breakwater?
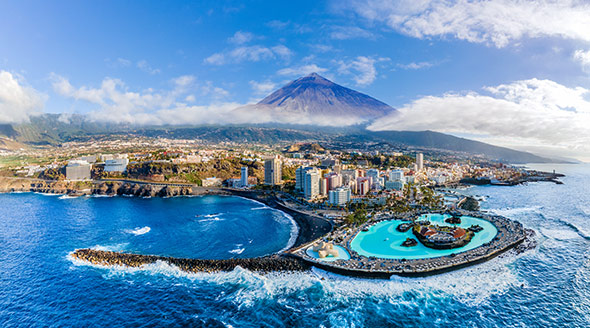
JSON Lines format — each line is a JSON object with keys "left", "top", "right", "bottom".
{"left": 72, "top": 249, "right": 311, "bottom": 273}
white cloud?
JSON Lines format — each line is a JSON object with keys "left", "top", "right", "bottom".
{"left": 267, "top": 20, "right": 290, "bottom": 29}
{"left": 397, "top": 61, "right": 434, "bottom": 70}
{"left": 341, "top": 0, "right": 590, "bottom": 47}
{"left": 330, "top": 26, "right": 376, "bottom": 40}
{"left": 249, "top": 80, "right": 277, "bottom": 96}
{"left": 277, "top": 64, "right": 328, "bottom": 76}
{"left": 136, "top": 60, "right": 160, "bottom": 74}
{"left": 574, "top": 49, "right": 590, "bottom": 71}
{"left": 204, "top": 53, "right": 225, "bottom": 65}
{"left": 337, "top": 56, "right": 386, "bottom": 86}
{"left": 50, "top": 74, "right": 233, "bottom": 125}
{"left": 228, "top": 31, "right": 256, "bottom": 44}
{"left": 0, "top": 71, "right": 44, "bottom": 124}
{"left": 369, "top": 78, "right": 590, "bottom": 160}
{"left": 205, "top": 44, "right": 293, "bottom": 65}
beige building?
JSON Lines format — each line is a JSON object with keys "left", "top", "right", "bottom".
{"left": 264, "top": 156, "right": 282, "bottom": 185}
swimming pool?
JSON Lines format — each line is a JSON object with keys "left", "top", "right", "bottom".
{"left": 306, "top": 245, "right": 351, "bottom": 261}
{"left": 350, "top": 214, "right": 498, "bottom": 260}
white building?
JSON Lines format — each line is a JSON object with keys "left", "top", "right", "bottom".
{"left": 240, "top": 167, "right": 248, "bottom": 187}
{"left": 320, "top": 178, "right": 327, "bottom": 197}
{"left": 389, "top": 170, "right": 404, "bottom": 182}
{"left": 328, "top": 187, "right": 351, "bottom": 206}
{"left": 66, "top": 160, "right": 91, "bottom": 181}
{"left": 304, "top": 169, "right": 320, "bottom": 200}
{"left": 202, "top": 177, "right": 222, "bottom": 187}
{"left": 416, "top": 153, "right": 424, "bottom": 171}
{"left": 104, "top": 158, "right": 129, "bottom": 172}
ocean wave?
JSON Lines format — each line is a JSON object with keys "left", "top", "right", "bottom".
{"left": 125, "top": 226, "right": 151, "bottom": 235}
{"left": 578, "top": 204, "right": 590, "bottom": 216}
{"left": 236, "top": 196, "right": 268, "bottom": 208}
{"left": 58, "top": 195, "right": 78, "bottom": 200}
{"left": 554, "top": 218, "right": 590, "bottom": 240}
{"left": 34, "top": 192, "right": 60, "bottom": 196}
{"left": 573, "top": 256, "right": 590, "bottom": 323}
{"left": 68, "top": 246, "right": 523, "bottom": 309}
{"left": 539, "top": 227, "right": 581, "bottom": 241}
{"left": 89, "top": 243, "right": 129, "bottom": 252}
{"left": 228, "top": 247, "right": 245, "bottom": 255}
{"left": 490, "top": 206, "right": 542, "bottom": 217}
{"left": 90, "top": 194, "right": 114, "bottom": 198}
{"left": 197, "top": 214, "right": 224, "bottom": 223}
{"left": 275, "top": 212, "right": 299, "bottom": 253}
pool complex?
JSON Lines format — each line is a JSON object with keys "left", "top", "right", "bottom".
{"left": 305, "top": 245, "right": 351, "bottom": 261}
{"left": 350, "top": 214, "right": 498, "bottom": 260}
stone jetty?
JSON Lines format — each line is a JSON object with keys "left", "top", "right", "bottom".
{"left": 72, "top": 249, "right": 311, "bottom": 274}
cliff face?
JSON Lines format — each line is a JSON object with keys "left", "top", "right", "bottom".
{"left": 0, "top": 177, "right": 204, "bottom": 197}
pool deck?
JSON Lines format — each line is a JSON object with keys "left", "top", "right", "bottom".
{"left": 288, "top": 209, "right": 528, "bottom": 278}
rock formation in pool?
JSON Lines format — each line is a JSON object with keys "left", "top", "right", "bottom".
{"left": 412, "top": 224, "right": 474, "bottom": 250}
{"left": 401, "top": 238, "right": 418, "bottom": 247}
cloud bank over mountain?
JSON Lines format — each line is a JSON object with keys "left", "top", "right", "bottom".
{"left": 369, "top": 78, "right": 590, "bottom": 160}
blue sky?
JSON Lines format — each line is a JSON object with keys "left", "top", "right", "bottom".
{"left": 1, "top": 1, "right": 590, "bottom": 160}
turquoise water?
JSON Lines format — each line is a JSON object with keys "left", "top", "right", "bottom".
{"left": 350, "top": 214, "right": 498, "bottom": 259}
{"left": 305, "top": 245, "right": 351, "bottom": 261}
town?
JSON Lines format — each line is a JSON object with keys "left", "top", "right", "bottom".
{"left": 0, "top": 137, "right": 555, "bottom": 224}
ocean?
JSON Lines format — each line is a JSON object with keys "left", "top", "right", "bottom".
{"left": 1, "top": 164, "right": 589, "bottom": 327}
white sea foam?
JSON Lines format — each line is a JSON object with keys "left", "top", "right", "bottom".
{"left": 58, "top": 195, "right": 77, "bottom": 200}
{"left": 276, "top": 211, "right": 299, "bottom": 253}
{"left": 236, "top": 196, "right": 268, "bottom": 208}
{"left": 197, "top": 214, "right": 224, "bottom": 223}
{"left": 228, "top": 247, "right": 245, "bottom": 255}
{"left": 69, "top": 245, "right": 524, "bottom": 309}
{"left": 90, "top": 194, "right": 114, "bottom": 198}
{"left": 490, "top": 206, "right": 542, "bottom": 217}
{"left": 578, "top": 204, "right": 590, "bottom": 216}
{"left": 89, "top": 243, "right": 129, "bottom": 252}
{"left": 34, "top": 192, "right": 60, "bottom": 196}
{"left": 539, "top": 227, "right": 580, "bottom": 241}
{"left": 125, "top": 226, "right": 151, "bottom": 235}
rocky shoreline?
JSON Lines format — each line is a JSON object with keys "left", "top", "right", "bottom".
{"left": 0, "top": 177, "right": 216, "bottom": 197}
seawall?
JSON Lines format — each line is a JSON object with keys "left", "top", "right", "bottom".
{"left": 72, "top": 248, "right": 311, "bottom": 273}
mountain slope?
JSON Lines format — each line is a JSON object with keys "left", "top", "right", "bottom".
{"left": 367, "top": 130, "right": 554, "bottom": 163}
{"left": 238, "top": 73, "right": 394, "bottom": 125}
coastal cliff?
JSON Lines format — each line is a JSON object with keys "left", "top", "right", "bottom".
{"left": 0, "top": 177, "right": 204, "bottom": 197}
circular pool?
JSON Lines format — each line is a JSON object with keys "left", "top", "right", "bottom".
{"left": 350, "top": 213, "right": 498, "bottom": 260}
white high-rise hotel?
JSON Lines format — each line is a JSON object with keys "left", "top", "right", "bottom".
{"left": 416, "top": 153, "right": 424, "bottom": 171}
{"left": 240, "top": 167, "right": 248, "bottom": 187}
{"left": 304, "top": 169, "right": 320, "bottom": 200}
